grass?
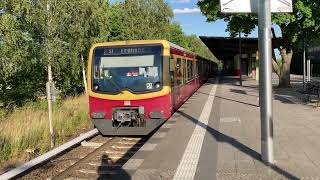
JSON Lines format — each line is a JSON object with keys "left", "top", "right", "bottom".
{"left": 0, "top": 95, "right": 92, "bottom": 165}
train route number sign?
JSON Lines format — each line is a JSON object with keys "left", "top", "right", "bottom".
{"left": 220, "top": 0, "right": 293, "bottom": 13}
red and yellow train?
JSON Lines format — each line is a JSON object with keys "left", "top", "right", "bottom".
{"left": 88, "top": 40, "right": 217, "bottom": 135}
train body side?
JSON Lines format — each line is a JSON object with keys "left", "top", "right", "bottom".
{"left": 88, "top": 40, "right": 215, "bottom": 135}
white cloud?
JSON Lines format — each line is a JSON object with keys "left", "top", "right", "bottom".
{"left": 173, "top": 8, "right": 201, "bottom": 15}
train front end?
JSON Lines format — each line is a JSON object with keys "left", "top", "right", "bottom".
{"left": 88, "top": 41, "right": 172, "bottom": 135}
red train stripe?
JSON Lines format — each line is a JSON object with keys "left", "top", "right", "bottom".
{"left": 170, "top": 47, "right": 195, "bottom": 59}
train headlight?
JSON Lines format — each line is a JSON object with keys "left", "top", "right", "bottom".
{"left": 155, "top": 82, "right": 161, "bottom": 89}
{"left": 93, "top": 84, "right": 99, "bottom": 91}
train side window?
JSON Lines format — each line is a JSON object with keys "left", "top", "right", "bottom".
{"left": 201, "top": 61, "right": 203, "bottom": 76}
{"left": 206, "top": 62, "right": 208, "bottom": 74}
{"left": 170, "top": 56, "right": 175, "bottom": 87}
{"left": 193, "top": 61, "right": 196, "bottom": 77}
{"left": 176, "top": 58, "right": 183, "bottom": 85}
{"left": 205, "top": 62, "right": 208, "bottom": 75}
{"left": 187, "top": 60, "right": 192, "bottom": 80}
{"left": 183, "top": 59, "right": 187, "bottom": 83}
{"left": 202, "top": 61, "right": 205, "bottom": 76}
{"left": 198, "top": 61, "right": 200, "bottom": 76}
{"left": 191, "top": 61, "right": 194, "bottom": 79}
{"left": 197, "top": 61, "right": 200, "bottom": 76}
{"left": 170, "top": 56, "right": 175, "bottom": 72}
{"left": 200, "top": 61, "right": 203, "bottom": 76}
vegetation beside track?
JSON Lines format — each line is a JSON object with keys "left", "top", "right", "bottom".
{"left": 0, "top": 0, "right": 218, "bottom": 169}
{"left": 0, "top": 0, "right": 217, "bottom": 107}
{"left": 0, "top": 95, "right": 91, "bottom": 166}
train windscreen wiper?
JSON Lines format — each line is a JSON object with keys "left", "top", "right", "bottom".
{"left": 105, "top": 77, "right": 124, "bottom": 94}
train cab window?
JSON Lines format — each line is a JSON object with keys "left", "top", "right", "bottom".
{"left": 92, "top": 45, "right": 163, "bottom": 93}
{"left": 94, "top": 65, "right": 100, "bottom": 79}
{"left": 176, "top": 58, "right": 183, "bottom": 85}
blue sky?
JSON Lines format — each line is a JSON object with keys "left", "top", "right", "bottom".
{"left": 110, "top": 0, "right": 282, "bottom": 38}
{"left": 111, "top": 0, "right": 235, "bottom": 37}
{"left": 167, "top": 0, "right": 282, "bottom": 38}
{"left": 167, "top": 0, "right": 233, "bottom": 37}
{"left": 167, "top": 0, "right": 283, "bottom": 58}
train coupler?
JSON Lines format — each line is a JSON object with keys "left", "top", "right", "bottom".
{"left": 112, "top": 107, "right": 146, "bottom": 128}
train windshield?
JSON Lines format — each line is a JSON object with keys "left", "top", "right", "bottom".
{"left": 92, "top": 45, "right": 163, "bottom": 94}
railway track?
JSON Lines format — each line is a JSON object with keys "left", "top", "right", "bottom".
{"left": 52, "top": 137, "right": 144, "bottom": 179}
{"left": 14, "top": 135, "right": 147, "bottom": 180}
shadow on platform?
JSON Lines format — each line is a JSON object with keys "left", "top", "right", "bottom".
{"left": 196, "top": 90, "right": 260, "bottom": 108}
{"left": 176, "top": 109, "right": 299, "bottom": 180}
{"left": 215, "top": 96, "right": 260, "bottom": 107}
{"left": 213, "top": 76, "right": 299, "bottom": 105}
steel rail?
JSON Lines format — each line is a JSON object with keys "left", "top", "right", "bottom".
{"left": 0, "top": 128, "right": 99, "bottom": 180}
{"left": 51, "top": 137, "right": 119, "bottom": 180}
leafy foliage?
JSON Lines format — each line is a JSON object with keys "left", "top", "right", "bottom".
{"left": 185, "top": 35, "right": 216, "bottom": 60}
{"left": 0, "top": 2, "right": 46, "bottom": 106}
{"left": 0, "top": 0, "right": 216, "bottom": 106}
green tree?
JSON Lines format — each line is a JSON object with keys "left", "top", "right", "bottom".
{"left": 34, "top": 0, "right": 110, "bottom": 97}
{"left": 50, "top": 0, "right": 110, "bottom": 96}
{"left": 109, "top": 3, "right": 128, "bottom": 41}
{"left": 0, "top": 0, "right": 219, "bottom": 107}
{"left": 166, "top": 23, "right": 216, "bottom": 61}
{"left": 185, "top": 34, "right": 217, "bottom": 61}
{"left": 0, "top": 0, "right": 111, "bottom": 105}
{"left": 167, "top": 22, "right": 189, "bottom": 47}
{"left": 0, "top": 1, "right": 46, "bottom": 106}
{"left": 120, "top": 0, "right": 173, "bottom": 40}
{"left": 198, "top": 0, "right": 320, "bottom": 87}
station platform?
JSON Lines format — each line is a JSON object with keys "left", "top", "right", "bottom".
{"left": 116, "top": 76, "right": 320, "bottom": 180}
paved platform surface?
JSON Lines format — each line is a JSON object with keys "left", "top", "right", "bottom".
{"left": 118, "top": 76, "right": 320, "bottom": 180}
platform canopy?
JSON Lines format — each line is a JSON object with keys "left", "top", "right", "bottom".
{"left": 199, "top": 36, "right": 259, "bottom": 61}
{"left": 308, "top": 46, "right": 320, "bottom": 62}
